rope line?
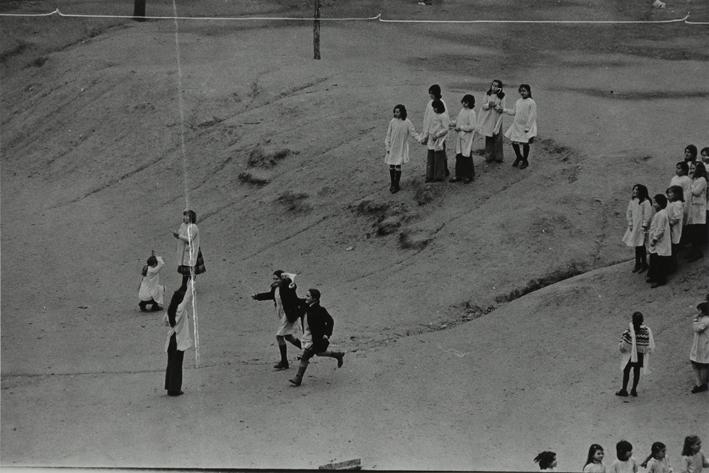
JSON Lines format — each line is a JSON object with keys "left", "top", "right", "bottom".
{"left": 0, "top": 8, "right": 705, "bottom": 24}
{"left": 169, "top": 0, "right": 200, "bottom": 369}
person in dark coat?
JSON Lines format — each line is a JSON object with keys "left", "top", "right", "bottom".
{"left": 252, "top": 270, "right": 302, "bottom": 370}
{"left": 289, "top": 288, "right": 344, "bottom": 387}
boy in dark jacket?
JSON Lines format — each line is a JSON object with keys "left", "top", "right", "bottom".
{"left": 289, "top": 288, "right": 345, "bottom": 386}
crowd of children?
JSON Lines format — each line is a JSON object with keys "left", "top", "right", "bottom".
{"left": 622, "top": 145, "right": 708, "bottom": 288}
{"left": 534, "top": 436, "right": 708, "bottom": 472}
{"left": 384, "top": 80, "right": 537, "bottom": 193}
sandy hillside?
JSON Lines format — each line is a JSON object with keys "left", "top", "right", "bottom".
{"left": 1, "top": 0, "right": 708, "bottom": 470}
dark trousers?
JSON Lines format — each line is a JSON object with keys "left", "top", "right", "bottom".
{"left": 165, "top": 334, "right": 184, "bottom": 394}
{"left": 621, "top": 354, "right": 644, "bottom": 392}
{"left": 484, "top": 133, "right": 503, "bottom": 162}
{"left": 454, "top": 154, "right": 475, "bottom": 180}
{"left": 426, "top": 150, "right": 448, "bottom": 181}
{"left": 634, "top": 245, "right": 647, "bottom": 267}
{"left": 647, "top": 253, "right": 670, "bottom": 284}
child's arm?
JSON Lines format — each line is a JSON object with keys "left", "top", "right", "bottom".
{"left": 385, "top": 120, "right": 393, "bottom": 152}
{"left": 406, "top": 120, "right": 421, "bottom": 142}
{"left": 525, "top": 100, "right": 537, "bottom": 132}
{"left": 434, "top": 116, "right": 450, "bottom": 138}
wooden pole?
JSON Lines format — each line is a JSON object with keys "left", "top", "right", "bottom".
{"left": 313, "top": 0, "right": 321, "bottom": 60}
{"left": 133, "top": 0, "right": 146, "bottom": 21}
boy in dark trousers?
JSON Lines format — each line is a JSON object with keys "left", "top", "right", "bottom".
{"left": 289, "top": 288, "right": 345, "bottom": 387}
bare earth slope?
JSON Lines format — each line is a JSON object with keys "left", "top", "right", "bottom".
{"left": 2, "top": 0, "right": 708, "bottom": 470}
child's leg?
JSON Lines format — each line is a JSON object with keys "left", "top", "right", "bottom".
{"left": 393, "top": 165, "right": 402, "bottom": 191}
{"left": 274, "top": 335, "right": 289, "bottom": 369}
{"left": 425, "top": 150, "right": 434, "bottom": 181}
{"left": 520, "top": 143, "right": 530, "bottom": 168}
{"left": 493, "top": 132, "right": 504, "bottom": 162}
{"left": 511, "top": 143, "right": 523, "bottom": 166}
{"left": 630, "top": 364, "right": 641, "bottom": 394}
{"left": 284, "top": 334, "right": 302, "bottom": 349}
{"left": 389, "top": 165, "right": 396, "bottom": 192}
{"left": 638, "top": 245, "right": 648, "bottom": 269}
{"left": 317, "top": 350, "right": 345, "bottom": 367}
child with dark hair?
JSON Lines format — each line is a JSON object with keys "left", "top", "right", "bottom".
{"left": 689, "top": 302, "right": 709, "bottom": 393}
{"left": 478, "top": 79, "right": 506, "bottom": 163}
{"left": 666, "top": 185, "right": 685, "bottom": 271}
{"left": 609, "top": 441, "right": 638, "bottom": 473}
{"left": 616, "top": 312, "right": 655, "bottom": 397}
{"left": 252, "top": 270, "right": 302, "bottom": 370}
{"left": 701, "top": 147, "right": 709, "bottom": 165}
{"left": 138, "top": 251, "right": 165, "bottom": 312}
{"left": 686, "top": 162, "right": 707, "bottom": 261}
{"left": 647, "top": 194, "right": 672, "bottom": 287}
{"left": 385, "top": 104, "right": 420, "bottom": 193}
{"left": 162, "top": 281, "right": 194, "bottom": 396}
{"left": 640, "top": 442, "right": 672, "bottom": 473}
{"left": 583, "top": 444, "right": 607, "bottom": 473}
{"left": 533, "top": 451, "right": 557, "bottom": 471}
{"left": 622, "top": 184, "right": 653, "bottom": 273}
{"left": 173, "top": 209, "right": 205, "bottom": 290}
{"left": 504, "top": 84, "right": 537, "bottom": 169}
{"left": 680, "top": 436, "right": 708, "bottom": 472}
{"left": 685, "top": 144, "right": 698, "bottom": 163}
{"left": 423, "top": 99, "right": 450, "bottom": 182}
{"left": 449, "top": 94, "right": 477, "bottom": 183}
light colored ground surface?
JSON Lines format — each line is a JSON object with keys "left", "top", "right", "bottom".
{"left": 1, "top": 0, "right": 708, "bottom": 470}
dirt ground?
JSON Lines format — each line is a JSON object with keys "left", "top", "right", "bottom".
{"left": 1, "top": 0, "right": 708, "bottom": 470}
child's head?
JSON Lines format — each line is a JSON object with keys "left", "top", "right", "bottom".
{"left": 650, "top": 442, "right": 667, "bottom": 460}
{"left": 681, "top": 436, "right": 701, "bottom": 456}
{"left": 667, "top": 185, "right": 684, "bottom": 202}
{"left": 653, "top": 193, "right": 668, "bottom": 210}
{"left": 701, "top": 147, "right": 709, "bottom": 164}
{"left": 630, "top": 311, "right": 644, "bottom": 332}
{"left": 689, "top": 161, "right": 697, "bottom": 177}
{"left": 431, "top": 99, "right": 446, "bottom": 114}
{"left": 697, "top": 302, "right": 709, "bottom": 316}
{"left": 518, "top": 83, "right": 532, "bottom": 98}
{"left": 147, "top": 255, "right": 158, "bottom": 267}
{"left": 534, "top": 451, "right": 557, "bottom": 470}
{"left": 632, "top": 184, "right": 649, "bottom": 202}
{"left": 461, "top": 94, "right": 475, "bottom": 109}
{"left": 393, "top": 104, "right": 407, "bottom": 120}
{"left": 428, "top": 84, "right": 442, "bottom": 100}
{"left": 616, "top": 440, "right": 633, "bottom": 461}
{"left": 183, "top": 209, "right": 197, "bottom": 224}
{"left": 306, "top": 288, "right": 321, "bottom": 303}
{"left": 676, "top": 161, "right": 689, "bottom": 176}
{"left": 490, "top": 79, "right": 503, "bottom": 91}
{"left": 693, "top": 162, "right": 707, "bottom": 180}
{"left": 684, "top": 144, "right": 698, "bottom": 162}
{"left": 585, "top": 444, "right": 604, "bottom": 466}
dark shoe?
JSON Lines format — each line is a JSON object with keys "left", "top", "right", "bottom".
{"left": 650, "top": 282, "right": 664, "bottom": 288}
{"left": 167, "top": 391, "right": 184, "bottom": 396}
{"left": 615, "top": 389, "right": 628, "bottom": 397}
{"left": 424, "top": 178, "right": 433, "bottom": 183}
{"left": 637, "top": 264, "right": 648, "bottom": 273}
{"left": 691, "top": 384, "right": 708, "bottom": 393}
{"left": 273, "top": 361, "right": 289, "bottom": 370}
{"left": 518, "top": 161, "right": 529, "bottom": 169}
{"left": 512, "top": 159, "right": 519, "bottom": 168}
{"left": 630, "top": 389, "right": 637, "bottom": 397}
{"left": 463, "top": 178, "right": 473, "bottom": 184}
{"left": 631, "top": 264, "right": 641, "bottom": 273}
{"left": 335, "top": 352, "right": 344, "bottom": 368}
{"left": 151, "top": 304, "right": 163, "bottom": 312}
{"left": 139, "top": 303, "right": 148, "bottom": 312}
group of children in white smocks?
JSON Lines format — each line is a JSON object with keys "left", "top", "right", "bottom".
{"left": 383, "top": 80, "right": 538, "bottom": 193}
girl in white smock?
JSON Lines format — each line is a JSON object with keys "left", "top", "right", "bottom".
{"left": 450, "top": 94, "right": 477, "bottom": 183}
{"left": 504, "top": 83, "right": 537, "bottom": 169}
{"left": 385, "top": 104, "right": 420, "bottom": 193}
{"left": 138, "top": 252, "right": 165, "bottom": 312}
{"left": 622, "top": 184, "right": 653, "bottom": 273}
{"left": 478, "top": 79, "right": 506, "bottom": 163}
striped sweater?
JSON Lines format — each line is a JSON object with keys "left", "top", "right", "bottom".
{"left": 620, "top": 326, "right": 652, "bottom": 354}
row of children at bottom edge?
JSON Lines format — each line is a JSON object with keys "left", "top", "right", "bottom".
{"left": 534, "top": 436, "right": 707, "bottom": 473}
{"left": 622, "top": 161, "right": 707, "bottom": 288}
{"left": 384, "top": 82, "right": 537, "bottom": 193}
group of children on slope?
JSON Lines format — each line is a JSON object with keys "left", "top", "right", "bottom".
{"left": 622, "top": 146, "right": 708, "bottom": 288}
{"left": 384, "top": 80, "right": 537, "bottom": 193}
{"left": 533, "top": 436, "right": 708, "bottom": 473}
